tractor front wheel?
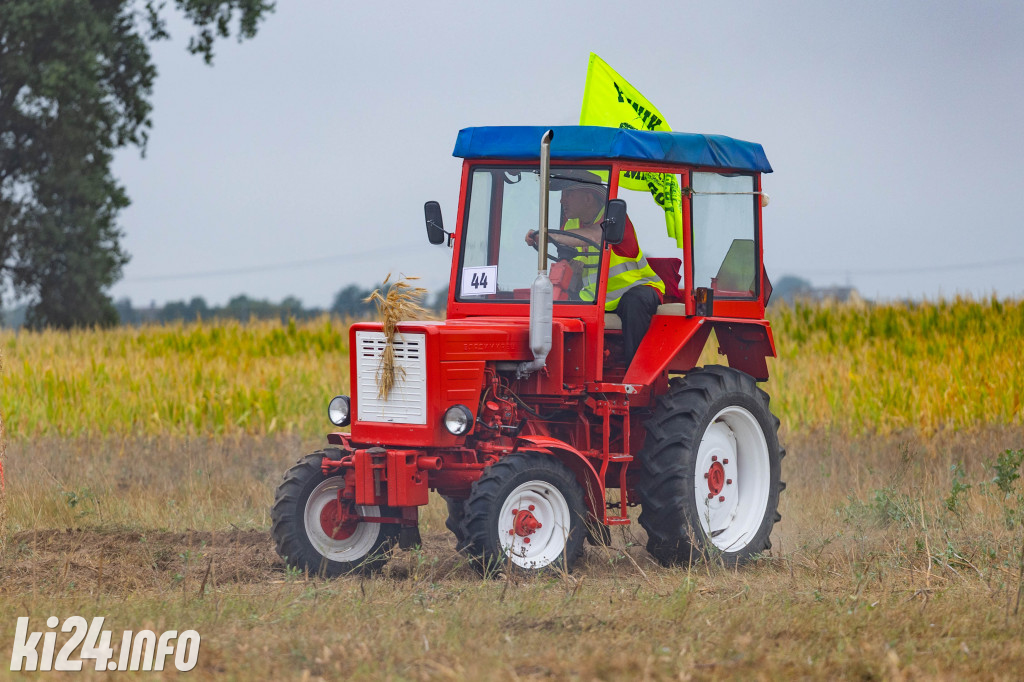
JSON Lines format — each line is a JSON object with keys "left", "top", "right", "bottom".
{"left": 637, "top": 366, "right": 785, "bottom": 567}
{"left": 462, "top": 452, "right": 586, "bottom": 574}
{"left": 271, "top": 451, "right": 399, "bottom": 577}
{"left": 443, "top": 495, "right": 469, "bottom": 550}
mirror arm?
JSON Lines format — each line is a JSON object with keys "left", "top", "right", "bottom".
{"left": 427, "top": 219, "right": 454, "bottom": 247}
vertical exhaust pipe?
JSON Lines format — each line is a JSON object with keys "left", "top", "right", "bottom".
{"left": 518, "top": 129, "right": 555, "bottom": 379}
{"left": 536, "top": 129, "right": 554, "bottom": 273}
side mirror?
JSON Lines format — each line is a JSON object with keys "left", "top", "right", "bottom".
{"left": 424, "top": 201, "right": 446, "bottom": 245}
{"left": 601, "top": 198, "right": 627, "bottom": 245}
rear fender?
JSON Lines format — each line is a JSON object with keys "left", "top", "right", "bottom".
{"left": 623, "top": 317, "right": 776, "bottom": 384}
{"left": 514, "top": 435, "right": 606, "bottom": 524}
{"left": 712, "top": 320, "right": 776, "bottom": 381}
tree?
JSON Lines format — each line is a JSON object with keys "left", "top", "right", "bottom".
{"left": 158, "top": 295, "right": 209, "bottom": 322}
{"left": 0, "top": 0, "right": 273, "bottom": 329}
{"left": 331, "top": 284, "right": 374, "bottom": 319}
{"left": 770, "top": 275, "right": 813, "bottom": 305}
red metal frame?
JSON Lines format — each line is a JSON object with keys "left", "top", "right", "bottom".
{"left": 323, "top": 154, "right": 776, "bottom": 530}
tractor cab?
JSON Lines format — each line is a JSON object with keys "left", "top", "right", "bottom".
{"left": 432, "top": 126, "right": 776, "bottom": 388}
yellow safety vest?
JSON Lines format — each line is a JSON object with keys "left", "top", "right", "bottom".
{"left": 565, "top": 213, "right": 665, "bottom": 312}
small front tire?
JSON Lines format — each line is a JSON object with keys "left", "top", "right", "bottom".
{"left": 271, "top": 451, "right": 399, "bottom": 577}
{"left": 462, "top": 452, "right": 586, "bottom": 574}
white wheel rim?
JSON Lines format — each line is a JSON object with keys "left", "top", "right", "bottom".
{"left": 303, "top": 477, "right": 381, "bottom": 563}
{"left": 497, "top": 480, "right": 571, "bottom": 569}
{"left": 693, "top": 405, "right": 771, "bottom": 552}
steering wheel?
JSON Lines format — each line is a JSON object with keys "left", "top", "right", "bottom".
{"left": 530, "top": 229, "right": 603, "bottom": 267}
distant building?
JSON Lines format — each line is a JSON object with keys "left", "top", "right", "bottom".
{"left": 802, "top": 286, "right": 865, "bottom": 305}
{"left": 769, "top": 275, "right": 865, "bottom": 306}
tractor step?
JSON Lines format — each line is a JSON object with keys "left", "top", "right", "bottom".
{"left": 586, "top": 382, "right": 641, "bottom": 395}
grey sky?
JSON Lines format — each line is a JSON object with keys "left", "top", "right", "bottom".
{"left": 109, "top": 0, "right": 1024, "bottom": 308}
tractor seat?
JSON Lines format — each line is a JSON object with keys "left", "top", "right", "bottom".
{"left": 604, "top": 303, "right": 687, "bottom": 330}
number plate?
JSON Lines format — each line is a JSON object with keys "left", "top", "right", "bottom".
{"left": 461, "top": 265, "right": 497, "bottom": 296}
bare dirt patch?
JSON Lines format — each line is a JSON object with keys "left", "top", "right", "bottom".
{"left": 3, "top": 528, "right": 279, "bottom": 595}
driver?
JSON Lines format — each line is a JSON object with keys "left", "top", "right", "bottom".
{"left": 526, "top": 170, "right": 665, "bottom": 365}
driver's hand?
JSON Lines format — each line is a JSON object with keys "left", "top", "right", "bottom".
{"left": 525, "top": 230, "right": 538, "bottom": 247}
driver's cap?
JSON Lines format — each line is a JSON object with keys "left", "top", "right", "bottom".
{"left": 550, "top": 169, "right": 607, "bottom": 196}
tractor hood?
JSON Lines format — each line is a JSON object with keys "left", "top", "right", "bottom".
{"left": 346, "top": 318, "right": 584, "bottom": 448}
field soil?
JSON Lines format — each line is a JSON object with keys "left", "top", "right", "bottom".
{"left": 1, "top": 427, "right": 1024, "bottom": 680}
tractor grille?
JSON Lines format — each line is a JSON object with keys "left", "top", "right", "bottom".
{"left": 354, "top": 331, "right": 427, "bottom": 425}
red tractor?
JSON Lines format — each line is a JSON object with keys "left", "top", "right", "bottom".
{"left": 271, "top": 126, "right": 784, "bottom": 575}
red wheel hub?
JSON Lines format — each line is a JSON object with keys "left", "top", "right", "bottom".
{"left": 511, "top": 508, "right": 543, "bottom": 537}
{"left": 706, "top": 461, "right": 726, "bottom": 496}
{"left": 320, "top": 499, "right": 359, "bottom": 540}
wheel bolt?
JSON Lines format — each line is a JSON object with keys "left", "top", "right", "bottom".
{"left": 703, "top": 473, "right": 709, "bottom": 479}
{"left": 723, "top": 459, "right": 729, "bottom": 464}
{"left": 509, "top": 529, "right": 514, "bottom": 535}
{"left": 528, "top": 505, "right": 535, "bottom": 511}
{"left": 719, "top": 496, "right": 725, "bottom": 502}
{"left": 523, "top": 537, "right": 531, "bottom": 544}
{"left": 727, "top": 479, "right": 733, "bottom": 485}
{"left": 707, "top": 493, "right": 714, "bottom": 499}
{"left": 711, "top": 456, "right": 718, "bottom": 462}
{"left": 511, "top": 509, "right": 518, "bottom": 514}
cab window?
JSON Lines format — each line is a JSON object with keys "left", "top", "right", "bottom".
{"left": 691, "top": 173, "right": 758, "bottom": 298}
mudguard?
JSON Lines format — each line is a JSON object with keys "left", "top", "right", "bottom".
{"left": 514, "top": 435, "right": 606, "bottom": 522}
{"left": 623, "top": 317, "right": 775, "bottom": 384}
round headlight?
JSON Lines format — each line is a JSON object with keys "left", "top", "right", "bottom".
{"left": 327, "top": 395, "right": 351, "bottom": 427}
{"left": 443, "top": 404, "right": 473, "bottom": 435}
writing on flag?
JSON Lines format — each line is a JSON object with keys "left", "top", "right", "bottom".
{"left": 579, "top": 53, "right": 684, "bottom": 247}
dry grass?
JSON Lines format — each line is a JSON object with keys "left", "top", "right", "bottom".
{"left": 1, "top": 429, "right": 1023, "bottom": 679}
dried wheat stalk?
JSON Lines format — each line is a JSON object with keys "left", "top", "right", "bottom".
{"left": 364, "top": 274, "right": 432, "bottom": 400}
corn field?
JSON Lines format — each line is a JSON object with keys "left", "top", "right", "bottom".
{"left": 769, "top": 297, "right": 1024, "bottom": 434}
{"left": 0, "top": 297, "right": 1021, "bottom": 439}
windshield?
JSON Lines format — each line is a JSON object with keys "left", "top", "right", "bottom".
{"left": 457, "top": 165, "right": 610, "bottom": 303}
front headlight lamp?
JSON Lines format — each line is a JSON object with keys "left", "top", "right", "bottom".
{"left": 327, "top": 395, "right": 351, "bottom": 427}
{"left": 443, "top": 404, "right": 473, "bottom": 436}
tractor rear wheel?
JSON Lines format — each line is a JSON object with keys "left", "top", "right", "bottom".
{"left": 637, "top": 366, "right": 785, "bottom": 567}
{"left": 462, "top": 452, "right": 586, "bottom": 574}
{"left": 271, "top": 451, "right": 399, "bottom": 577}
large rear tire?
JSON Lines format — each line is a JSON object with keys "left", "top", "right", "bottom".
{"left": 462, "top": 452, "right": 586, "bottom": 574}
{"left": 271, "top": 451, "right": 399, "bottom": 577}
{"left": 637, "top": 366, "right": 785, "bottom": 566}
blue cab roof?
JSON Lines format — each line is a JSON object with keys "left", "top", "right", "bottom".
{"left": 453, "top": 126, "right": 772, "bottom": 173}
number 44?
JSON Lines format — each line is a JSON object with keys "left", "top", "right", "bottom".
{"left": 471, "top": 272, "right": 488, "bottom": 289}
